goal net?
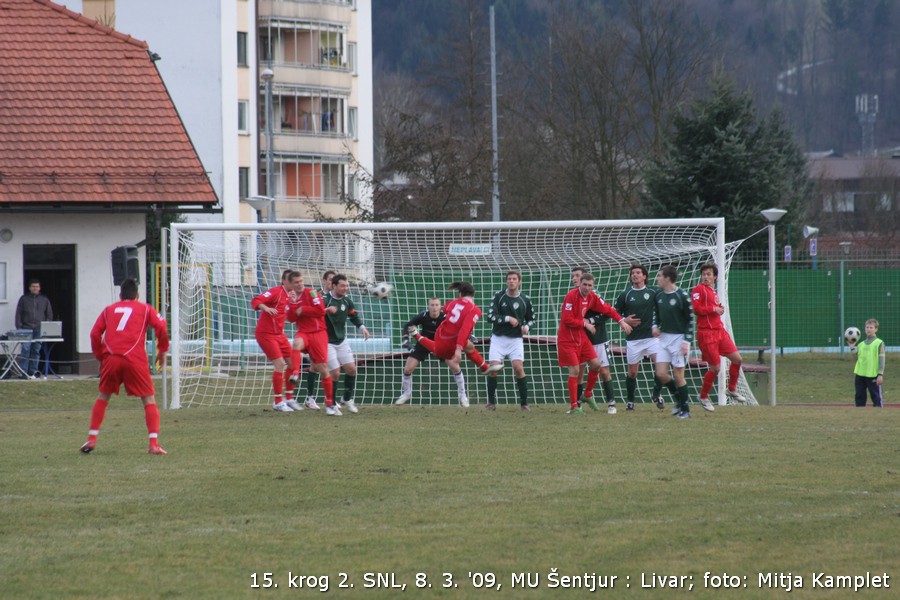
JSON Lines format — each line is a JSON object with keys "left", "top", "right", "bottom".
{"left": 166, "top": 219, "right": 755, "bottom": 409}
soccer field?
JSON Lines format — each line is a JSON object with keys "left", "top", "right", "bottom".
{"left": 1, "top": 355, "right": 897, "bottom": 599}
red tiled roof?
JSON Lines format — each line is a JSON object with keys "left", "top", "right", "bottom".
{"left": 0, "top": 0, "right": 217, "bottom": 206}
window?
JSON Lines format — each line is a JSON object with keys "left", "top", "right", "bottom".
{"left": 239, "top": 167, "right": 250, "bottom": 200}
{"left": 0, "top": 261, "right": 6, "bottom": 303}
{"left": 348, "top": 107, "right": 358, "bottom": 140}
{"left": 260, "top": 22, "right": 347, "bottom": 69}
{"left": 348, "top": 42, "right": 357, "bottom": 75}
{"left": 237, "top": 32, "right": 248, "bottom": 67}
{"left": 823, "top": 192, "right": 854, "bottom": 213}
{"left": 238, "top": 101, "right": 249, "bottom": 133}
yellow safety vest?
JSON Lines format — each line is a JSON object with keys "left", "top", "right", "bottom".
{"left": 854, "top": 337, "right": 883, "bottom": 378}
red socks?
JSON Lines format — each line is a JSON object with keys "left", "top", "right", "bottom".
{"left": 144, "top": 403, "right": 161, "bottom": 446}
{"left": 271, "top": 370, "right": 283, "bottom": 402}
{"left": 466, "top": 349, "right": 487, "bottom": 370}
{"left": 567, "top": 376, "right": 579, "bottom": 408}
{"left": 728, "top": 363, "right": 741, "bottom": 391}
{"left": 585, "top": 369, "right": 600, "bottom": 397}
{"left": 87, "top": 398, "right": 108, "bottom": 442}
{"left": 322, "top": 376, "right": 334, "bottom": 405}
{"left": 700, "top": 370, "right": 717, "bottom": 398}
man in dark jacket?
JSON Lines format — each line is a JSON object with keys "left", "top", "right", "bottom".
{"left": 15, "top": 279, "right": 53, "bottom": 378}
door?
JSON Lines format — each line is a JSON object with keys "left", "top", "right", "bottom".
{"left": 23, "top": 245, "right": 76, "bottom": 374}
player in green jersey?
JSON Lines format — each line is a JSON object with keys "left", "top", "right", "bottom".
{"left": 484, "top": 270, "right": 536, "bottom": 411}
{"left": 324, "top": 274, "right": 370, "bottom": 414}
{"left": 614, "top": 264, "right": 659, "bottom": 411}
{"left": 651, "top": 265, "right": 694, "bottom": 418}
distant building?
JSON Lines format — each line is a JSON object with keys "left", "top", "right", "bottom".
{"left": 807, "top": 157, "right": 900, "bottom": 251}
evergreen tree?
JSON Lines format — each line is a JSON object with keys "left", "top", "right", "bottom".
{"left": 639, "top": 77, "right": 808, "bottom": 247}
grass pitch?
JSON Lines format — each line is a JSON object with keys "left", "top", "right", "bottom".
{"left": 1, "top": 355, "right": 897, "bottom": 599}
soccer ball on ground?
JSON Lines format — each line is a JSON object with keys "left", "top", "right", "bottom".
{"left": 844, "top": 326, "right": 861, "bottom": 345}
{"left": 368, "top": 282, "right": 393, "bottom": 300}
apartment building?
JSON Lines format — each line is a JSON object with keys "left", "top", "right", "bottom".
{"left": 77, "top": 0, "right": 373, "bottom": 224}
{"left": 258, "top": 0, "right": 373, "bottom": 221}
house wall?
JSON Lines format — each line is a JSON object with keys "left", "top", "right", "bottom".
{"left": 0, "top": 214, "right": 147, "bottom": 372}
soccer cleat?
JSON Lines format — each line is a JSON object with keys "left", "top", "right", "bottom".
{"left": 699, "top": 397, "right": 715, "bottom": 412}
{"left": 148, "top": 445, "right": 168, "bottom": 455}
{"left": 458, "top": 393, "right": 470, "bottom": 408}
{"left": 520, "top": 404, "right": 530, "bottom": 412}
{"left": 287, "top": 373, "right": 301, "bottom": 386}
{"left": 583, "top": 393, "right": 599, "bottom": 411}
{"left": 407, "top": 325, "right": 421, "bottom": 339}
{"left": 325, "top": 403, "right": 343, "bottom": 416}
{"left": 272, "top": 401, "right": 294, "bottom": 412}
{"left": 285, "top": 399, "right": 304, "bottom": 411}
{"left": 672, "top": 406, "right": 682, "bottom": 416}
{"left": 485, "top": 403, "right": 496, "bottom": 411}
{"left": 482, "top": 363, "right": 504, "bottom": 375}
{"left": 726, "top": 388, "right": 748, "bottom": 404}
{"left": 341, "top": 399, "right": 359, "bottom": 414}
{"left": 304, "top": 397, "right": 321, "bottom": 410}
{"left": 653, "top": 392, "right": 665, "bottom": 410}
{"left": 395, "top": 391, "right": 412, "bottom": 405}
{"left": 626, "top": 402, "right": 635, "bottom": 412}
{"left": 468, "top": 333, "right": 478, "bottom": 344}
{"left": 567, "top": 407, "right": 585, "bottom": 415}
{"left": 677, "top": 411, "right": 691, "bottom": 419}
{"left": 607, "top": 402, "right": 617, "bottom": 415}
{"left": 79, "top": 441, "right": 96, "bottom": 454}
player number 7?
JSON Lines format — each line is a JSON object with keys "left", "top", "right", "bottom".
{"left": 114, "top": 306, "right": 133, "bottom": 330}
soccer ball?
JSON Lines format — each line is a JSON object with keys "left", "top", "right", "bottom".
{"left": 368, "top": 282, "right": 393, "bottom": 300}
{"left": 844, "top": 326, "right": 861, "bottom": 345}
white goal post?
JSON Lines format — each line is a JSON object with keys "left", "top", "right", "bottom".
{"left": 166, "top": 219, "right": 754, "bottom": 410}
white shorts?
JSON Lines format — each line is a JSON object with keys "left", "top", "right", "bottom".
{"left": 626, "top": 337, "right": 659, "bottom": 365}
{"left": 327, "top": 340, "right": 355, "bottom": 371}
{"left": 488, "top": 335, "right": 525, "bottom": 363}
{"left": 592, "top": 342, "right": 610, "bottom": 368}
{"left": 655, "top": 333, "right": 687, "bottom": 368}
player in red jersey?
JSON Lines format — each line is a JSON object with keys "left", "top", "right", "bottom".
{"left": 80, "top": 279, "right": 170, "bottom": 455}
{"left": 286, "top": 273, "right": 340, "bottom": 414}
{"left": 558, "top": 272, "right": 631, "bottom": 414}
{"left": 251, "top": 269, "right": 301, "bottom": 412}
{"left": 410, "top": 281, "right": 502, "bottom": 407}
{"left": 691, "top": 262, "right": 745, "bottom": 410}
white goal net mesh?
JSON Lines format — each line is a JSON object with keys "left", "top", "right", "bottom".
{"left": 168, "top": 220, "right": 755, "bottom": 409}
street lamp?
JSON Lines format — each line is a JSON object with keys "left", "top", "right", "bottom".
{"left": 261, "top": 68, "right": 276, "bottom": 223}
{"left": 839, "top": 241, "right": 853, "bottom": 358}
{"left": 761, "top": 208, "right": 787, "bottom": 407}
{"left": 243, "top": 195, "right": 273, "bottom": 222}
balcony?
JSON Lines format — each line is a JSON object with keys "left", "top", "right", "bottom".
{"left": 259, "top": 0, "right": 352, "bottom": 26}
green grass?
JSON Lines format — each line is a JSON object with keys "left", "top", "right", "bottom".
{"left": 1, "top": 355, "right": 897, "bottom": 599}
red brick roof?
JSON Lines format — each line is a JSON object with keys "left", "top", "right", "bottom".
{"left": 0, "top": 0, "right": 217, "bottom": 207}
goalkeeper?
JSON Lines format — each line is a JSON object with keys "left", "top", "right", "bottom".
{"left": 395, "top": 297, "right": 445, "bottom": 404}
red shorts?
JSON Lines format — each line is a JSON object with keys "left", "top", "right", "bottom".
{"left": 98, "top": 355, "right": 155, "bottom": 398}
{"left": 697, "top": 328, "right": 737, "bottom": 366}
{"left": 432, "top": 336, "right": 460, "bottom": 361}
{"left": 256, "top": 333, "right": 292, "bottom": 361}
{"left": 295, "top": 330, "right": 328, "bottom": 364}
{"left": 558, "top": 336, "right": 597, "bottom": 367}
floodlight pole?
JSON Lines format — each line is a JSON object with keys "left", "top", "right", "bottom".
{"left": 261, "top": 68, "right": 276, "bottom": 223}
{"left": 761, "top": 208, "right": 787, "bottom": 406}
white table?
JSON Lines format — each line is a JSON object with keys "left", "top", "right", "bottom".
{"left": 0, "top": 339, "right": 29, "bottom": 379}
{"left": 0, "top": 337, "right": 63, "bottom": 379}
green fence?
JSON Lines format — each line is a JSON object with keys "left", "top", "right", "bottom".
{"left": 729, "top": 251, "right": 899, "bottom": 351}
